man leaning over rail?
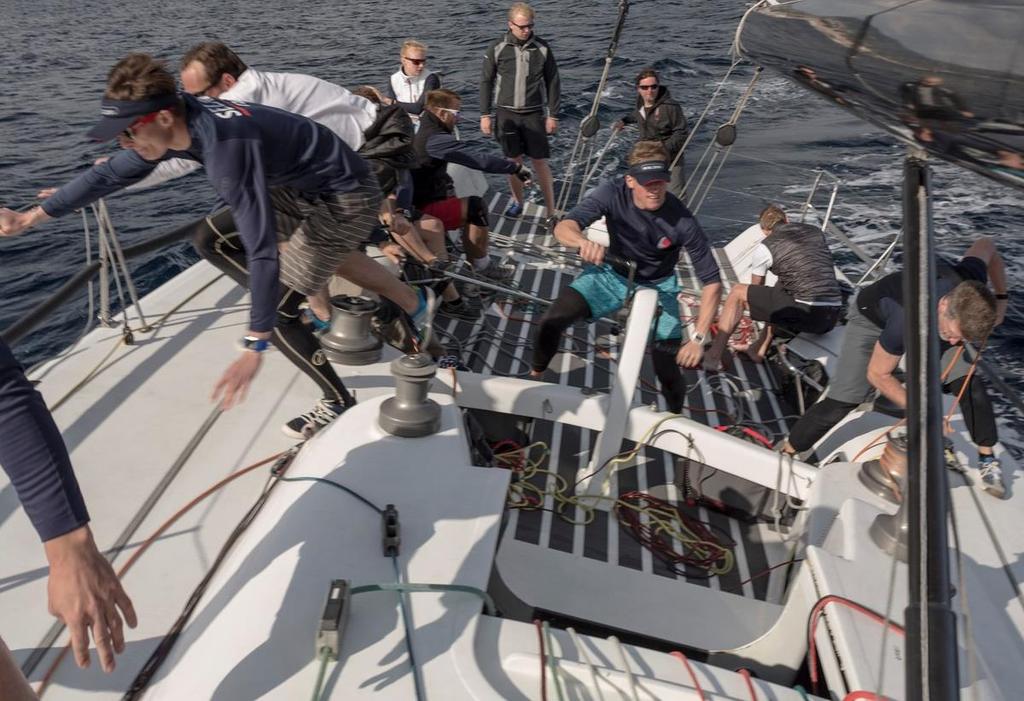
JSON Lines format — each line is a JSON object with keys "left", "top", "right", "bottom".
{"left": 529, "top": 140, "right": 722, "bottom": 413}
{"left": 0, "top": 338, "right": 136, "bottom": 698}
{"left": 704, "top": 204, "right": 842, "bottom": 371}
{"left": 0, "top": 53, "right": 388, "bottom": 438}
{"left": 782, "top": 237, "right": 1008, "bottom": 497}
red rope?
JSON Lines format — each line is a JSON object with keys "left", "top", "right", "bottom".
{"left": 614, "top": 491, "right": 733, "bottom": 576}
{"left": 670, "top": 651, "right": 707, "bottom": 700}
{"left": 737, "top": 668, "right": 758, "bottom": 700}
{"left": 807, "top": 595, "right": 905, "bottom": 695}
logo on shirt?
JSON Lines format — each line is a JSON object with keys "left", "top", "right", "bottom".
{"left": 657, "top": 236, "right": 672, "bottom": 249}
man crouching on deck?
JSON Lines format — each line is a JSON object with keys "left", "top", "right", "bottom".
{"left": 529, "top": 140, "right": 722, "bottom": 413}
{"left": 0, "top": 54, "right": 384, "bottom": 437}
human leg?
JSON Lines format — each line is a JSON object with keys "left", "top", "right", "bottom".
{"left": 530, "top": 288, "right": 594, "bottom": 376}
{"left": 651, "top": 340, "right": 688, "bottom": 413}
{"left": 532, "top": 158, "right": 556, "bottom": 215}
{"left": 783, "top": 303, "right": 880, "bottom": 454}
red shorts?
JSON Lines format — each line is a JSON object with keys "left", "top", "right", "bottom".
{"left": 421, "top": 197, "right": 464, "bottom": 231}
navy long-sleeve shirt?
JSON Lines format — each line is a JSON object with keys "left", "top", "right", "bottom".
{"left": 0, "top": 338, "right": 89, "bottom": 541}
{"left": 424, "top": 131, "right": 520, "bottom": 174}
{"left": 565, "top": 180, "right": 721, "bottom": 284}
{"left": 42, "top": 94, "right": 370, "bottom": 333}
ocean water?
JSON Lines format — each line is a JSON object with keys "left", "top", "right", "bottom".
{"left": 1, "top": 0, "right": 1022, "bottom": 444}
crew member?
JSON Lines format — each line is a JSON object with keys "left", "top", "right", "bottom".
{"left": 480, "top": 2, "right": 560, "bottom": 223}
{"left": 783, "top": 237, "right": 1007, "bottom": 497}
{"left": 412, "top": 89, "right": 532, "bottom": 284}
{"left": 704, "top": 205, "right": 841, "bottom": 370}
{"left": 529, "top": 141, "right": 722, "bottom": 412}
{"left": 0, "top": 337, "right": 136, "bottom": 695}
{"left": 0, "top": 54, "right": 391, "bottom": 439}
{"left": 386, "top": 39, "right": 442, "bottom": 118}
{"left": 616, "top": 68, "right": 689, "bottom": 195}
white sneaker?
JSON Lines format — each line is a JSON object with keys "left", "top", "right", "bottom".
{"left": 978, "top": 456, "right": 1006, "bottom": 498}
{"left": 282, "top": 399, "right": 348, "bottom": 439}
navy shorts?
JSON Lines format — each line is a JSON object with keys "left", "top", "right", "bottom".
{"left": 496, "top": 107, "right": 550, "bottom": 160}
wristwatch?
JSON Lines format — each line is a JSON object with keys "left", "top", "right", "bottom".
{"left": 239, "top": 336, "right": 270, "bottom": 353}
{"left": 995, "top": 293, "right": 1009, "bottom": 300}
{"left": 691, "top": 331, "right": 711, "bottom": 347}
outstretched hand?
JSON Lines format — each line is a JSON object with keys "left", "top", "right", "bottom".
{"left": 45, "top": 526, "right": 137, "bottom": 672}
{"left": 212, "top": 351, "right": 263, "bottom": 410}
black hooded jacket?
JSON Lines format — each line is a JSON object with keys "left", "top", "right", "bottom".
{"left": 358, "top": 103, "right": 415, "bottom": 194}
{"left": 621, "top": 85, "right": 688, "bottom": 159}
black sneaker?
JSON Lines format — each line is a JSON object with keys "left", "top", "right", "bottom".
{"left": 282, "top": 399, "right": 348, "bottom": 439}
{"left": 439, "top": 297, "right": 481, "bottom": 320}
{"left": 479, "top": 261, "right": 516, "bottom": 282}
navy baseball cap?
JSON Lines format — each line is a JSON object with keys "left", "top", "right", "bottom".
{"left": 628, "top": 160, "right": 671, "bottom": 185}
{"left": 87, "top": 93, "right": 180, "bottom": 142}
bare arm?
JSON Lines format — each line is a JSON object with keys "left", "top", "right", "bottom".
{"left": 963, "top": 236, "right": 1008, "bottom": 324}
{"left": 553, "top": 218, "right": 605, "bottom": 264}
{"left": 676, "top": 281, "right": 722, "bottom": 367}
{"left": 866, "top": 341, "right": 906, "bottom": 408}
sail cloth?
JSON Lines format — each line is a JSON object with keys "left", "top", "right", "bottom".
{"left": 736, "top": 0, "right": 1024, "bottom": 191}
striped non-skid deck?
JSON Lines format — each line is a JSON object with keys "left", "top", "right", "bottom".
{"left": 429, "top": 192, "right": 798, "bottom": 603}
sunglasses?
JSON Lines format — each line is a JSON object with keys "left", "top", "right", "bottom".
{"left": 402, "top": 56, "right": 427, "bottom": 66}
{"left": 638, "top": 84, "right": 659, "bottom": 91}
{"left": 510, "top": 21, "right": 535, "bottom": 30}
{"left": 438, "top": 107, "right": 461, "bottom": 118}
{"left": 122, "top": 111, "right": 161, "bottom": 141}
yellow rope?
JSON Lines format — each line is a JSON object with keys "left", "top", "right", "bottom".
{"left": 495, "top": 439, "right": 735, "bottom": 576}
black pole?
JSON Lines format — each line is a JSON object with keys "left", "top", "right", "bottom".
{"left": 902, "top": 154, "right": 959, "bottom": 700}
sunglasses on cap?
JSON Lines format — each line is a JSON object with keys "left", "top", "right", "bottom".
{"left": 122, "top": 111, "right": 161, "bottom": 141}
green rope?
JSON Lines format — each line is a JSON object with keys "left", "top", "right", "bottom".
{"left": 542, "top": 620, "right": 566, "bottom": 701}
{"left": 350, "top": 582, "right": 497, "bottom": 616}
{"left": 311, "top": 646, "right": 331, "bottom": 701}
{"left": 793, "top": 684, "right": 810, "bottom": 700}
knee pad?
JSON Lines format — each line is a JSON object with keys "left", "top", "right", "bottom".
{"left": 466, "top": 196, "right": 489, "bottom": 227}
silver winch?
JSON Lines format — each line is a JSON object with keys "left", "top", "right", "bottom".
{"left": 379, "top": 353, "right": 441, "bottom": 437}
{"left": 319, "top": 296, "right": 382, "bottom": 366}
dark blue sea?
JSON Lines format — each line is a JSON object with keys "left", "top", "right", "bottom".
{"left": 2, "top": 0, "right": 1022, "bottom": 444}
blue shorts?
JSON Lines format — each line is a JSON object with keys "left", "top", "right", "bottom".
{"left": 569, "top": 264, "right": 682, "bottom": 341}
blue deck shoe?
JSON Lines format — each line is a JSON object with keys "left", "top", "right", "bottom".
{"left": 505, "top": 200, "right": 524, "bottom": 218}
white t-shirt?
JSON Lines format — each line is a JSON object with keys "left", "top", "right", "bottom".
{"left": 129, "top": 68, "right": 376, "bottom": 190}
{"left": 749, "top": 241, "right": 773, "bottom": 278}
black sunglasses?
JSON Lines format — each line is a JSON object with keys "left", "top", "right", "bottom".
{"left": 638, "top": 84, "right": 659, "bottom": 91}
{"left": 402, "top": 56, "right": 427, "bottom": 66}
{"left": 510, "top": 21, "right": 535, "bottom": 29}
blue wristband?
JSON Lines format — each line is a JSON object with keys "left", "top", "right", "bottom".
{"left": 239, "top": 336, "right": 270, "bottom": 353}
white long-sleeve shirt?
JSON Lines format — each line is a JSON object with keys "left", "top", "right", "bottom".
{"left": 129, "top": 68, "right": 376, "bottom": 190}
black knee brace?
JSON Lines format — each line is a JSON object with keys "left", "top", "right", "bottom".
{"left": 466, "top": 196, "right": 489, "bottom": 227}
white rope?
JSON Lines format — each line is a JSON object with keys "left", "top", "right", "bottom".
{"left": 567, "top": 627, "right": 607, "bottom": 701}
{"left": 608, "top": 635, "right": 641, "bottom": 701}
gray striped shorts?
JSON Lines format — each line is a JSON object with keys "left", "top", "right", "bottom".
{"left": 272, "top": 174, "right": 381, "bottom": 295}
